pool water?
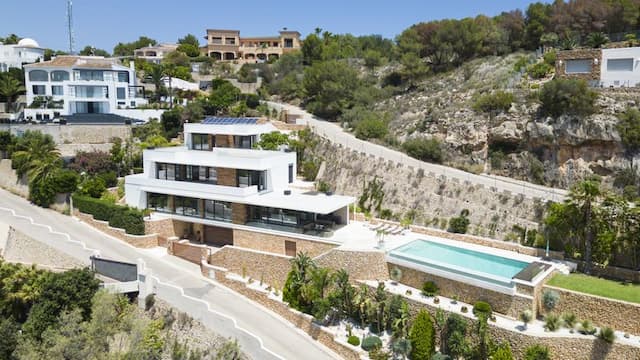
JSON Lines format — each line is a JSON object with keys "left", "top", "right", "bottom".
{"left": 389, "top": 239, "right": 529, "bottom": 285}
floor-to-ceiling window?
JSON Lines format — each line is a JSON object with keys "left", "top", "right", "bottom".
{"left": 248, "top": 206, "right": 314, "bottom": 228}
{"left": 157, "top": 163, "right": 218, "bottom": 184}
{"left": 204, "top": 200, "right": 232, "bottom": 222}
{"left": 237, "top": 169, "right": 266, "bottom": 190}
{"left": 192, "top": 133, "right": 209, "bottom": 150}
{"left": 147, "top": 193, "right": 171, "bottom": 213}
{"left": 174, "top": 196, "right": 200, "bottom": 217}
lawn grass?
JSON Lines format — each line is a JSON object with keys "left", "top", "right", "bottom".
{"left": 547, "top": 273, "right": 640, "bottom": 304}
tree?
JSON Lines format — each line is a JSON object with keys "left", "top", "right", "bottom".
{"left": 363, "top": 49, "right": 383, "bottom": 69}
{"left": 161, "top": 107, "right": 183, "bottom": 140}
{"left": 524, "top": 2, "right": 552, "bottom": 49}
{"left": 0, "top": 72, "right": 25, "bottom": 113}
{"left": 329, "top": 269, "right": 354, "bottom": 318}
{"left": 0, "top": 34, "right": 20, "bottom": 44}
{"left": 78, "top": 45, "right": 110, "bottom": 57}
{"left": 11, "top": 130, "right": 59, "bottom": 179}
{"left": 113, "top": 36, "right": 157, "bottom": 56}
{"left": 68, "top": 150, "right": 116, "bottom": 175}
{"left": 202, "top": 79, "right": 241, "bottom": 115}
{"left": 539, "top": 79, "right": 598, "bottom": 118}
{"left": 442, "top": 313, "right": 468, "bottom": 358}
{"left": 255, "top": 131, "right": 290, "bottom": 150}
{"left": 400, "top": 52, "right": 429, "bottom": 88}
{"left": 408, "top": 310, "right": 435, "bottom": 360}
{"left": 303, "top": 60, "right": 361, "bottom": 120}
{"left": 568, "top": 180, "right": 601, "bottom": 274}
{"left": 146, "top": 64, "right": 166, "bottom": 103}
{"left": 616, "top": 107, "right": 640, "bottom": 161}
{"left": 282, "top": 253, "right": 316, "bottom": 313}
{"left": 0, "top": 318, "right": 19, "bottom": 360}
{"left": 302, "top": 33, "right": 323, "bottom": 65}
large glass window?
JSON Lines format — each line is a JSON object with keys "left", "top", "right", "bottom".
{"left": 166, "top": 164, "right": 175, "bottom": 181}
{"left": 77, "top": 70, "right": 104, "bottom": 81}
{"left": 175, "top": 196, "right": 200, "bottom": 217}
{"left": 147, "top": 193, "right": 171, "bottom": 213}
{"left": 117, "top": 87, "right": 126, "bottom": 99}
{"left": 565, "top": 59, "right": 591, "bottom": 74}
{"left": 51, "top": 85, "right": 63, "bottom": 96}
{"left": 32, "top": 85, "right": 46, "bottom": 95}
{"left": 234, "top": 135, "right": 253, "bottom": 149}
{"left": 192, "top": 133, "right": 209, "bottom": 150}
{"left": 607, "top": 58, "right": 633, "bottom": 72}
{"left": 117, "top": 71, "right": 130, "bottom": 83}
{"left": 29, "top": 70, "right": 48, "bottom": 81}
{"left": 249, "top": 206, "right": 314, "bottom": 228}
{"left": 284, "top": 38, "right": 294, "bottom": 48}
{"left": 51, "top": 70, "right": 70, "bottom": 82}
{"left": 237, "top": 169, "right": 265, "bottom": 190}
{"left": 204, "top": 200, "right": 232, "bottom": 221}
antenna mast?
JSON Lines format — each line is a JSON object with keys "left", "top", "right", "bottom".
{"left": 66, "top": 0, "right": 75, "bottom": 54}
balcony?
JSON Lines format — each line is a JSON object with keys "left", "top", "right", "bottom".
{"left": 125, "top": 175, "right": 259, "bottom": 198}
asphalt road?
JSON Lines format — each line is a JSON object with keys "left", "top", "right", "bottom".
{"left": 0, "top": 188, "right": 339, "bottom": 360}
{"left": 267, "top": 101, "right": 568, "bottom": 203}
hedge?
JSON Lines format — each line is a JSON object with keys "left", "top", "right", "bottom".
{"left": 72, "top": 195, "right": 145, "bottom": 235}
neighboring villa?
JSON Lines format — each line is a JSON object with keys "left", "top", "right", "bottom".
{"left": 556, "top": 45, "right": 640, "bottom": 87}
{"left": 23, "top": 56, "right": 156, "bottom": 123}
{"left": 134, "top": 43, "right": 179, "bottom": 64}
{"left": 201, "top": 29, "right": 301, "bottom": 62}
{"left": 0, "top": 38, "right": 45, "bottom": 72}
{"left": 125, "top": 117, "right": 354, "bottom": 253}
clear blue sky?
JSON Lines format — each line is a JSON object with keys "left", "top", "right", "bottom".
{"left": 2, "top": 0, "right": 546, "bottom": 53}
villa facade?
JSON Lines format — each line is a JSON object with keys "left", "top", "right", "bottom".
{"left": 556, "top": 46, "right": 640, "bottom": 87}
{"left": 0, "top": 38, "right": 45, "bottom": 72}
{"left": 134, "top": 43, "right": 179, "bottom": 64}
{"left": 201, "top": 29, "right": 301, "bottom": 62}
{"left": 125, "top": 117, "right": 353, "bottom": 253}
{"left": 23, "top": 56, "right": 148, "bottom": 121}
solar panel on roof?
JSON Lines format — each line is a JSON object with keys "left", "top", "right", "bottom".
{"left": 201, "top": 117, "right": 259, "bottom": 125}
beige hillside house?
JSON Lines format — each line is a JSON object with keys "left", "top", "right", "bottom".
{"left": 201, "top": 28, "right": 301, "bottom": 63}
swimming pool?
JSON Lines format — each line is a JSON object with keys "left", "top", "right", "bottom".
{"left": 388, "top": 239, "right": 530, "bottom": 292}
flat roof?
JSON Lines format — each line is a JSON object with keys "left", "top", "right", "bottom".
{"left": 24, "top": 56, "right": 129, "bottom": 70}
{"left": 185, "top": 121, "right": 278, "bottom": 136}
{"left": 145, "top": 146, "right": 294, "bottom": 170}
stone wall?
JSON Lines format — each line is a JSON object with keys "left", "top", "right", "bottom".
{"left": 314, "top": 249, "right": 389, "bottom": 282}
{"left": 0, "top": 124, "right": 130, "bottom": 144}
{"left": 233, "top": 228, "right": 337, "bottom": 257}
{"left": 144, "top": 217, "right": 177, "bottom": 239}
{"left": 392, "top": 263, "right": 533, "bottom": 318}
{"left": 0, "top": 159, "right": 28, "bottom": 198}
{"left": 216, "top": 167, "right": 236, "bottom": 186}
{"left": 201, "top": 264, "right": 361, "bottom": 360}
{"left": 315, "top": 140, "right": 546, "bottom": 241}
{"left": 556, "top": 48, "right": 602, "bottom": 81}
{"left": 75, "top": 210, "right": 158, "bottom": 248}
{"left": 169, "top": 240, "right": 210, "bottom": 264}
{"left": 208, "top": 246, "right": 292, "bottom": 287}
{"left": 3, "top": 226, "right": 83, "bottom": 270}
{"left": 231, "top": 203, "right": 247, "bottom": 224}
{"left": 541, "top": 285, "right": 640, "bottom": 336}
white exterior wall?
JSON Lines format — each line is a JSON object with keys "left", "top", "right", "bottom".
{"left": 0, "top": 45, "right": 44, "bottom": 72}
{"left": 600, "top": 47, "right": 640, "bottom": 87}
{"left": 24, "top": 60, "right": 147, "bottom": 118}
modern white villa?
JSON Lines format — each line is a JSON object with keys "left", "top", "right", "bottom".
{"left": 0, "top": 38, "right": 45, "bottom": 72}
{"left": 23, "top": 56, "right": 150, "bottom": 122}
{"left": 134, "top": 43, "right": 179, "bottom": 64}
{"left": 557, "top": 45, "right": 640, "bottom": 87}
{"left": 125, "top": 117, "right": 354, "bottom": 251}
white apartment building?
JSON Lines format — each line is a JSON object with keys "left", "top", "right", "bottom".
{"left": 23, "top": 56, "right": 148, "bottom": 121}
{"left": 0, "top": 38, "right": 45, "bottom": 72}
{"left": 125, "top": 117, "right": 354, "bottom": 249}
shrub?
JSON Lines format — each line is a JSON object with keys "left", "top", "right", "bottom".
{"left": 354, "top": 116, "right": 388, "bottom": 140}
{"left": 542, "top": 289, "right": 560, "bottom": 310}
{"left": 390, "top": 267, "right": 402, "bottom": 283}
{"left": 539, "top": 79, "right": 597, "bottom": 118}
{"left": 562, "top": 312, "right": 577, "bottom": 328}
{"left": 408, "top": 310, "right": 435, "bottom": 360}
{"left": 402, "top": 138, "right": 443, "bottom": 163}
{"left": 50, "top": 169, "right": 80, "bottom": 193}
{"left": 472, "top": 301, "right": 492, "bottom": 318}
{"left": 578, "top": 320, "right": 597, "bottom": 335}
{"left": 347, "top": 335, "right": 360, "bottom": 346}
{"left": 544, "top": 314, "right": 561, "bottom": 332}
{"left": 80, "top": 176, "right": 107, "bottom": 198}
{"left": 145, "top": 294, "right": 156, "bottom": 311}
{"left": 302, "top": 160, "right": 319, "bottom": 181}
{"left": 599, "top": 327, "right": 616, "bottom": 343}
{"left": 421, "top": 281, "right": 439, "bottom": 297}
{"left": 520, "top": 310, "right": 533, "bottom": 328}
{"left": 448, "top": 212, "right": 470, "bottom": 234}
{"left": 97, "top": 171, "right": 118, "bottom": 188}
{"left": 72, "top": 195, "right": 145, "bottom": 235}
{"left": 524, "top": 344, "right": 550, "bottom": 360}
{"left": 461, "top": 306, "right": 468, "bottom": 313}
{"left": 361, "top": 335, "right": 382, "bottom": 352}
{"left": 543, "top": 50, "right": 556, "bottom": 66}
{"left": 527, "top": 62, "right": 553, "bottom": 79}
{"left": 473, "top": 91, "right": 514, "bottom": 114}
{"left": 491, "top": 342, "right": 514, "bottom": 360}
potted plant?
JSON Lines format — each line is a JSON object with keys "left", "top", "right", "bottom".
{"left": 390, "top": 267, "right": 402, "bottom": 285}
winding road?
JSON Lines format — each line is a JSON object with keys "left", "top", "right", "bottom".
{"left": 267, "top": 101, "right": 568, "bottom": 203}
{"left": 0, "top": 188, "right": 339, "bottom": 360}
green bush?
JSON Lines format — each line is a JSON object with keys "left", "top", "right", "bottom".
{"left": 472, "top": 301, "right": 492, "bottom": 318}
{"left": 473, "top": 91, "right": 514, "bottom": 114}
{"left": 354, "top": 116, "right": 388, "bottom": 140}
{"left": 50, "top": 169, "right": 80, "bottom": 193}
{"left": 544, "top": 313, "right": 561, "bottom": 332}
{"left": 491, "top": 342, "right": 514, "bottom": 360}
{"left": 599, "top": 327, "right": 616, "bottom": 343}
{"left": 448, "top": 213, "right": 470, "bottom": 234}
{"left": 539, "top": 79, "right": 597, "bottom": 118}
{"left": 97, "top": 171, "right": 118, "bottom": 188}
{"left": 578, "top": 320, "right": 597, "bottom": 335}
{"left": 543, "top": 50, "right": 556, "bottom": 66}
{"left": 408, "top": 310, "right": 435, "bottom": 359}
{"left": 72, "top": 195, "right": 145, "bottom": 235}
{"left": 402, "top": 138, "right": 443, "bottom": 163}
{"left": 302, "top": 160, "right": 319, "bottom": 181}
{"left": 347, "top": 335, "right": 360, "bottom": 346}
{"left": 524, "top": 344, "right": 550, "bottom": 360}
{"left": 80, "top": 177, "right": 107, "bottom": 198}
{"left": 421, "top": 281, "right": 439, "bottom": 297}
{"left": 542, "top": 289, "right": 560, "bottom": 310}
{"left": 361, "top": 335, "right": 382, "bottom": 352}
{"left": 562, "top": 312, "right": 577, "bottom": 328}
{"left": 527, "top": 62, "right": 553, "bottom": 79}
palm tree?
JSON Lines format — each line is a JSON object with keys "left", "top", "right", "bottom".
{"left": 147, "top": 64, "right": 165, "bottom": 103}
{"left": 333, "top": 269, "right": 354, "bottom": 317}
{"left": 0, "top": 73, "right": 25, "bottom": 113}
{"left": 568, "top": 180, "right": 601, "bottom": 274}
{"left": 290, "top": 252, "right": 314, "bottom": 283}
{"left": 12, "top": 132, "right": 60, "bottom": 179}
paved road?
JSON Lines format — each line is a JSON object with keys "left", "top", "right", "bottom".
{"left": 267, "top": 101, "right": 568, "bottom": 202}
{"left": 0, "top": 189, "right": 339, "bottom": 360}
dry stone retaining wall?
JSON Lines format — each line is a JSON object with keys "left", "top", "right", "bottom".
{"left": 314, "top": 249, "right": 389, "bottom": 282}
{"left": 541, "top": 285, "right": 640, "bottom": 336}
{"left": 208, "top": 246, "right": 292, "bottom": 288}
{"left": 75, "top": 210, "right": 158, "bottom": 248}
{"left": 233, "top": 228, "right": 336, "bottom": 257}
